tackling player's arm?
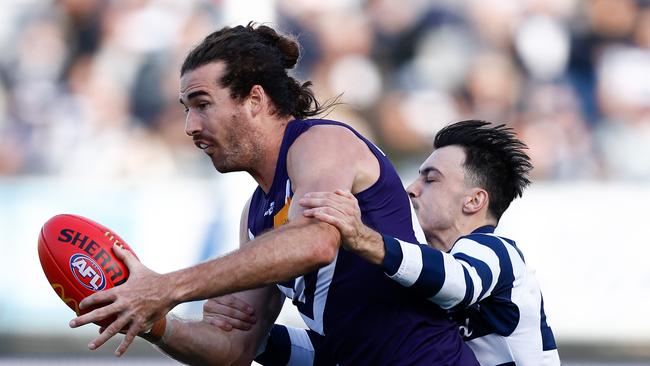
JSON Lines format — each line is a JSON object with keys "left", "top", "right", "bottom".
{"left": 71, "top": 125, "right": 379, "bottom": 355}
{"left": 378, "top": 235, "right": 501, "bottom": 310}
{"left": 140, "top": 198, "right": 284, "bottom": 365}
{"left": 300, "top": 190, "right": 502, "bottom": 310}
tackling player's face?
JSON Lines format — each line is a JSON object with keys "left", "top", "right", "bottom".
{"left": 406, "top": 146, "right": 469, "bottom": 243}
{"left": 180, "top": 61, "right": 263, "bottom": 173}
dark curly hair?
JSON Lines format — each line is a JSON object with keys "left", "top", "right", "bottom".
{"left": 434, "top": 120, "right": 533, "bottom": 222}
{"left": 181, "top": 22, "right": 331, "bottom": 119}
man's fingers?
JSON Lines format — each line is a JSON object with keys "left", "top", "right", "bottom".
{"left": 300, "top": 191, "right": 359, "bottom": 218}
{"left": 298, "top": 196, "right": 330, "bottom": 209}
{"left": 205, "top": 302, "right": 256, "bottom": 322}
{"left": 311, "top": 208, "right": 345, "bottom": 230}
{"left": 334, "top": 189, "right": 355, "bottom": 199}
{"left": 301, "top": 191, "right": 331, "bottom": 199}
{"left": 222, "top": 318, "right": 253, "bottom": 331}
{"left": 333, "top": 189, "right": 358, "bottom": 215}
{"left": 300, "top": 191, "right": 342, "bottom": 205}
{"left": 99, "top": 325, "right": 127, "bottom": 335}
{"left": 204, "top": 303, "right": 256, "bottom": 323}
{"left": 203, "top": 296, "right": 256, "bottom": 332}
{"left": 115, "top": 324, "right": 140, "bottom": 356}
{"left": 87, "top": 314, "right": 131, "bottom": 351}
{"left": 213, "top": 295, "right": 255, "bottom": 315}
{"left": 112, "top": 244, "right": 140, "bottom": 269}
{"left": 71, "top": 303, "right": 120, "bottom": 328}
{"left": 299, "top": 196, "right": 348, "bottom": 214}
{"left": 208, "top": 316, "right": 253, "bottom": 331}
{"left": 208, "top": 317, "right": 234, "bottom": 331}
{"left": 79, "top": 289, "right": 116, "bottom": 310}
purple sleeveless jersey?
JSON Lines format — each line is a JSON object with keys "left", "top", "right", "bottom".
{"left": 248, "top": 119, "right": 477, "bottom": 365}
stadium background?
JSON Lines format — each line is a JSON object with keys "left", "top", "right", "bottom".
{"left": 1, "top": 0, "right": 649, "bottom": 364}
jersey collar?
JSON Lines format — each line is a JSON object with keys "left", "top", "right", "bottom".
{"left": 472, "top": 225, "right": 496, "bottom": 234}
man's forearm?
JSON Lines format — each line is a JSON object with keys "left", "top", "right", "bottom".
{"left": 145, "top": 316, "right": 246, "bottom": 365}
{"left": 166, "top": 218, "right": 340, "bottom": 305}
{"left": 348, "top": 225, "right": 386, "bottom": 266}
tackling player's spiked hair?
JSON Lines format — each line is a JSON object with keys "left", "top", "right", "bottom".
{"left": 434, "top": 120, "right": 533, "bottom": 222}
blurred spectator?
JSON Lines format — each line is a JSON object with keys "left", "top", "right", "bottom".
{"left": 0, "top": 0, "right": 648, "bottom": 181}
{"left": 516, "top": 82, "right": 600, "bottom": 180}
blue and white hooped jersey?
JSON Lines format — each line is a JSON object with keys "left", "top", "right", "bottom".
{"left": 382, "top": 225, "right": 560, "bottom": 366}
{"left": 248, "top": 119, "right": 477, "bottom": 366}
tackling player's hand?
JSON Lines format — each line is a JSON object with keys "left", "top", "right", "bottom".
{"left": 299, "top": 189, "right": 366, "bottom": 252}
{"left": 203, "top": 295, "right": 257, "bottom": 332}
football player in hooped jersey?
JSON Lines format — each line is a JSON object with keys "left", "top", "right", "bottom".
{"left": 68, "top": 23, "right": 478, "bottom": 365}
{"left": 298, "top": 122, "right": 561, "bottom": 365}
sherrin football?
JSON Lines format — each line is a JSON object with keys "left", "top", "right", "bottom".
{"left": 37, "top": 214, "right": 137, "bottom": 327}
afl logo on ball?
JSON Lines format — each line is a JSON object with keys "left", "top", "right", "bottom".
{"left": 69, "top": 253, "right": 106, "bottom": 291}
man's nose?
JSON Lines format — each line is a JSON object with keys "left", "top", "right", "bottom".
{"left": 406, "top": 180, "right": 419, "bottom": 199}
{"left": 185, "top": 111, "right": 202, "bottom": 136}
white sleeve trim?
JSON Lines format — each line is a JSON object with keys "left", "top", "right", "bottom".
{"left": 387, "top": 240, "right": 423, "bottom": 287}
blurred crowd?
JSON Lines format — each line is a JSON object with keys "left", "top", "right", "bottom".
{"left": 0, "top": 0, "right": 649, "bottom": 180}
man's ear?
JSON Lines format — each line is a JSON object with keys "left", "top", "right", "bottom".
{"left": 462, "top": 188, "right": 489, "bottom": 215}
{"left": 247, "top": 85, "right": 266, "bottom": 117}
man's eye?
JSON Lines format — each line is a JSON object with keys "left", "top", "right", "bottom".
{"left": 197, "top": 103, "right": 209, "bottom": 110}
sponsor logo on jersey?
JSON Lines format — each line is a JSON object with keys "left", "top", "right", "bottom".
{"left": 264, "top": 202, "right": 275, "bottom": 216}
{"left": 459, "top": 317, "right": 473, "bottom": 338}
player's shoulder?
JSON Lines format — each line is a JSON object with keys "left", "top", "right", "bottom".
{"left": 288, "top": 121, "right": 368, "bottom": 161}
{"left": 455, "top": 232, "right": 526, "bottom": 265}
{"left": 298, "top": 122, "right": 362, "bottom": 146}
{"left": 454, "top": 232, "right": 510, "bottom": 253}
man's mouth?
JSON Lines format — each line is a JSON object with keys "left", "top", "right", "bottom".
{"left": 193, "top": 139, "right": 212, "bottom": 150}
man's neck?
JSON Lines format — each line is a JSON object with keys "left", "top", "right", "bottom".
{"left": 248, "top": 116, "right": 294, "bottom": 193}
{"left": 426, "top": 229, "right": 461, "bottom": 252}
{"left": 427, "top": 218, "right": 497, "bottom": 252}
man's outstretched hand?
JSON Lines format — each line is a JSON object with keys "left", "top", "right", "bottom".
{"left": 69, "top": 244, "right": 175, "bottom": 356}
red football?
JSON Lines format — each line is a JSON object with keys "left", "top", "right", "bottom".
{"left": 37, "top": 214, "right": 137, "bottom": 327}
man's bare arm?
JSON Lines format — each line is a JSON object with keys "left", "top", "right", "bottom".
{"left": 70, "top": 125, "right": 376, "bottom": 355}
{"left": 168, "top": 216, "right": 340, "bottom": 303}
{"left": 140, "top": 199, "right": 284, "bottom": 365}
{"left": 143, "top": 286, "right": 282, "bottom": 365}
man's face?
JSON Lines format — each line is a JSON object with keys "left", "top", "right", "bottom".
{"left": 179, "top": 62, "right": 262, "bottom": 173}
{"left": 406, "top": 145, "right": 469, "bottom": 242}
